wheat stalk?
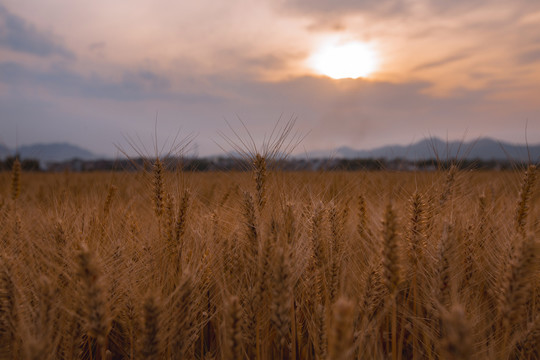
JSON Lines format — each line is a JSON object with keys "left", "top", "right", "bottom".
{"left": 439, "top": 304, "right": 473, "bottom": 360}
{"left": 223, "top": 295, "right": 243, "bottom": 360}
{"left": 141, "top": 293, "right": 160, "bottom": 360}
{"left": 329, "top": 297, "right": 354, "bottom": 360}
{"left": 382, "top": 202, "right": 400, "bottom": 360}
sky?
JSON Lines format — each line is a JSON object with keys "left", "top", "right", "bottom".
{"left": 0, "top": 0, "right": 539, "bottom": 157}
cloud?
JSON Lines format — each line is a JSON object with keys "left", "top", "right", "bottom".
{"left": 280, "top": 0, "right": 406, "bottom": 17}
{"left": 0, "top": 62, "right": 220, "bottom": 103}
{"left": 0, "top": 62, "right": 538, "bottom": 156}
{"left": 518, "top": 48, "right": 540, "bottom": 64}
{"left": 190, "top": 74, "right": 535, "bottom": 151}
{"left": 305, "top": 19, "right": 347, "bottom": 32}
{"left": 281, "top": 0, "right": 534, "bottom": 18}
{"left": 89, "top": 42, "right": 106, "bottom": 52}
{"left": 0, "top": 4, "right": 74, "bottom": 58}
{"left": 413, "top": 53, "right": 469, "bottom": 72}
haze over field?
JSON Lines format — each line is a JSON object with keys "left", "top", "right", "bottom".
{"left": 0, "top": 0, "right": 539, "bottom": 157}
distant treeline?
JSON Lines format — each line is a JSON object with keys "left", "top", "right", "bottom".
{"left": 1, "top": 156, "right": 518, "bottom": 172}
{"left": 0, "top": 156, "right": 40, "bottom": 171}
{"left": 328, "top": 158, "right": 517, "bottom": 171}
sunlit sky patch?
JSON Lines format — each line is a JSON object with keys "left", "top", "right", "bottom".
{"left": 308, "top": 38, "right": 378, "bottom": 79}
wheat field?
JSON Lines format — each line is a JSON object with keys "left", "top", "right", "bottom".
{"left": 0, "top": 157, "right": 538, "bottom": 359}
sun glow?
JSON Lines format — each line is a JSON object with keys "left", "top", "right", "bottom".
{"left": 309, "top": 40, "right": 378, "bottom": 79}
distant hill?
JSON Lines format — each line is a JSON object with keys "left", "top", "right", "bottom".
{"left": 1, "top": 143, "right": 98, "bottom": 163}
{"left": 308, "top": 138, "right": 540, "bottom": 162}
{"left": 2, "top": 138, "right": 539, "bottom": 164}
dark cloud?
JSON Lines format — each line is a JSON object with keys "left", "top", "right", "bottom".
{"left": 242, "top": 54, "right": 288, "bottom": 70}
{"left": 279, "top": 0, "right": 539, "bottom": 30}
{"left": 0, "top": 4, "right": 74, "bottom": 58}
{"left": 193, "top": 74, "right": 533, "bottom": 152}
{"left": 89, "top": 42, "right": 106, "bottom": 51}
{"left": 280, "top": 0, "right": 407, "bottom": 17}
{"left": 288, "top": 0, "right": 535, "bottom": 16}
{"left": 426, "top": 0, "right": 502, "bottom": 15}
{"left": 429, "top": 0, "right": 540, "bottom": 17}
{"left": 235, "top": 52, "right": 308, "bottom": 75}
{"left": 122, "top": 70, "right": 172, "bottom": 92}
{"left": 518, "top": 48, "right": 540, "bottom": 64}
{"left": 0, "top": 67, "right": 538, "bottom": 156}
{"left": 413, "top": 53, "right": 469, "bottom": 72}
{"left": 305, "top": 19, "right": 347, "bottom": 32}
{"left": 0, "top": 62, "right": 220, "bottom": 103}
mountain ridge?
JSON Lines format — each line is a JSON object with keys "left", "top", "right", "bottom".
{"left": 306, "top": 137, "right": 540, "bottom": 162}
{"left": 0, "top": 142, "right": 99, "bottom": 163}
{"left": 1, "top": 137, "right": 539, "bottom": 163}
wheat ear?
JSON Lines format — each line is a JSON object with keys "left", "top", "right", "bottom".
{"left": 10, "top": 158, "right": 21, "bottom": 201}
{"left": 515, "top": 165, "right": 537, "bottom": 234}
{"left": 253, "top": 153, "right": 267, "bottom": 211}
{"left": 152, "top": 158, "right": 165, "bottom": 218}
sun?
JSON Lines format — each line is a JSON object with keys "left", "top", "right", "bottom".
{"left": 309, "top": 40, "right": 378, "bottom": 79}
